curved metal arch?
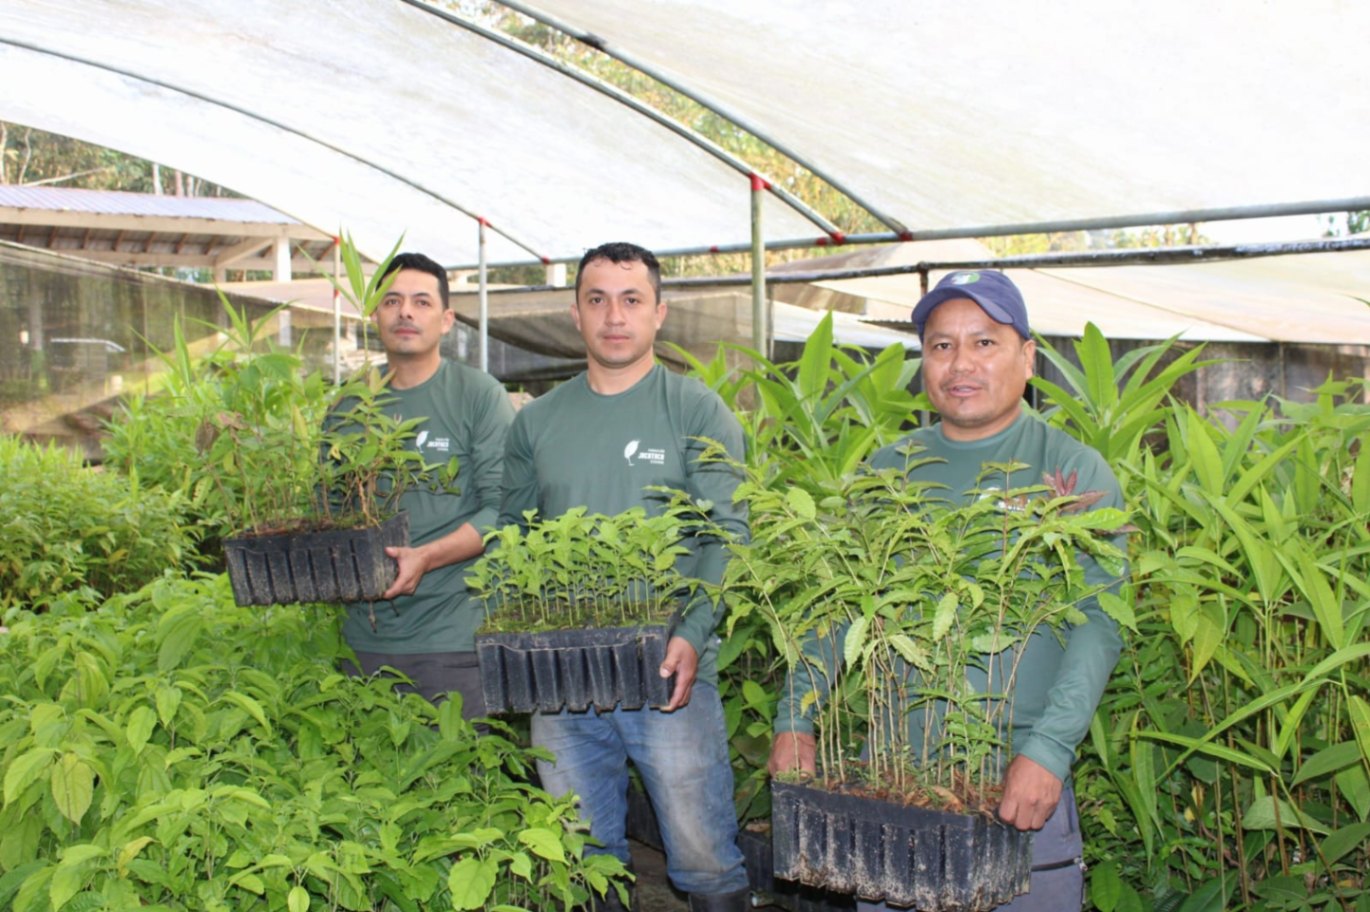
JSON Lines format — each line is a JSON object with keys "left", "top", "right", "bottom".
{"left": 404, "top": 0, "right": 843, "bottom": 240}
{"left": 0, "top": 36, "right": 548, "bottom": 262}
{"left": 493, "top": 0, "right": 912, "bottom": 238}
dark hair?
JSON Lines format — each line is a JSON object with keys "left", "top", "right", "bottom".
{"left": 382, "top": 252, "right": 450, "bottom": 309}
{"left": 574, "top": 241, "right": 662, "bottom": 302}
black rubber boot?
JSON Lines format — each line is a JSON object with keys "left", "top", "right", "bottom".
{"left": 687, "top": 888, "right": 751, "bottom": 912}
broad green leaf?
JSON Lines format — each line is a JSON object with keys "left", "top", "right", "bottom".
{"left": 448, "top": 857, "right": 497, "bottom": 910}
{"left": 1335, "top": 765, "right": 1370, "bottom": 821}
{"left": 221, "top": 691, "right": 272, "bottom": 737}
{"left": 1202, "top": 493, "right": 1281, "bottom": 606}
{"left": 931, "top": 593, "right": 958, "bottom": 641}
{"left": 970, "top": 632, "right": 1011, "bottom": 655}
{"left": 1096, "top": 591, "right": 1136, "bottom": 633}
{"left": 1187, "top": 599, "right": 1225, "bottom": 683}
{"left": 1184, "top": 409, "right": 1225, "bottom": 495}
{"left": 1321, "top": 821, "right": 1370, "bottom": 866}
{"left": 1242, "top": 795, "right": 1330, "bottom": 834}
{"left": 1274, "top": 542, "right": 1345, "bottom": 650}
{"left": 126, "top": 706, "right": 156, "bottom": 754}
{"left": 1272, "top": 688, "right": 1320, "bottom": 762}
{"left": 1175, "top": 878, "right": 1226, "bottom": 912}
{"left": 1142, "top": 731, "right": 1274, "bottom": 775}
{"left": 212, "top": 786, "right": 272, "bottom": 810}
{"left": 507, "top": 850, "right": 532, "bottom": 881}
{"left": 116, "top": 837, "right": 154, "bottom": 877}
{"left": 51, "top": 753, "right": 95, "bottom": 824}
{"left": 155, "top": 684, "right": 182, "bottom": 727}
{"left": 231, "top": 873, "right": 266, "bottom": 894}
{"left": 156, "top": 607, "right": 203, "bottom": 672}
{"left": 1349, "top": 695, "right": 1370, "bottom": 770}
{"left": 1168, "top": 591, "right": 1199, "bottom": 644}
{"left": 50, "top": 844, "right": 106, "bottom": 911}
{"left": 886, "top": 634, "right": 930, "bottom": 671}
{"left": 1079, "top": 323, "right": 1118, "bottom": 412}
{"left": 784, "top": 486, "right": 816, "bottom": 521}
{"left": 1352, "top": 428, "right": 1370, "bottom": 512}
{"left": 288, "top": 885, "right": 310, "bottom": 912}
{"left": 740, "top": 679, "right": 769, "bottom": 712}
{"left": 4, "top": 747, "right": 56, "bottom": 806}
{"left": 1301, "top": 642, "right": 1370, "bottom": 685}
{"left": 1090, "top": 860, "right": 1121, "bottom": 912}
{"left": 842, "top": 615, "right": 870, "bottom": 668}
{"left": 516, "top": 827, "right": 566, "bottom": 864}
{"left": 1292, "top": 741, "right": 1362, "bottom": 786}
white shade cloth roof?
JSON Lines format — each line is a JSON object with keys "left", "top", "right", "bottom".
{"left": 3, "top": 1, "right": 1368, "bottom": 271}
{"left": 524, "top": 0, "right": 1370, "bottom": 234}
{"left": 0, "top": 0, "right": 817, "bottom": 267}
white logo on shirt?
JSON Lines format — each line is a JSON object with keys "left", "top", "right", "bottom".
{"left": 624, "top": 438, "right": 665, "bottom": 467}
{"left": 415, "top": 430, "right": 451, "bottom": 453}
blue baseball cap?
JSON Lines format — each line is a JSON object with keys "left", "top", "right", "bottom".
{"left": 911, "top": 270, "right": 1030, "bottom": 340}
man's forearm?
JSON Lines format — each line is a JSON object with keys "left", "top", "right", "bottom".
{"left": 414, "top": 522, "right": 485, "bottom": 570}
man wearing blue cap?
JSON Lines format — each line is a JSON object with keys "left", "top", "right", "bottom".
{"left": 769, "top": 270, "right": 1127, "bottom": 911}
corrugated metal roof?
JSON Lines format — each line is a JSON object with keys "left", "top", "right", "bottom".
{"left": 0, "top": 185, "right": 297, "bottom": 224}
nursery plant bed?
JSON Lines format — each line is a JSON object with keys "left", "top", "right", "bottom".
{"left": 223, "top": 512, "right": 408, "bottom": 606}
{"left": 770, "top": 779, "right": 1032, "bottom": 912}
{"left": 475, "top": 624, "right": 674, "bottom": 714}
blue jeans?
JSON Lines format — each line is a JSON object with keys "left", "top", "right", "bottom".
{"left": 531, "top": 682, "right": 749, "bottom": 896}
{"left": 857, "top": 786, "right": 1085, "bottom": 912}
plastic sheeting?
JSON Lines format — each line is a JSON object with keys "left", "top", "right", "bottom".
{"left": 6, "top": 1, "right": 1368, "bottom": 271}
{"left": 805, "top": 240, "right": 1370, "bottom": 344}
{"left": 0, "top": 0, "right": 817, "bottom": 267}
{"left": 523, "top": 1, "right": 1370, "bottom": 233}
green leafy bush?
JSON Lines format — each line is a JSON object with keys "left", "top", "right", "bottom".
{"left": 0, "top": 576, "right": 625, "bottom": 911}
{"left": 678, "top": 315, "right": 924, "bottom": 822}
{"left": 470, "top": 505, "right": 695, "bottom": 631}
{"left": 0, "top": 436, "right": 193, "bottom": 610}
{"left": 101, "top": 301, "right": 335, "bottom": 545}
{"left": 722, "top": 457, "right": 1129, "bottom": 805}
{"left": 1030, "top": 326, "right": 1369, "bottom": 910}
{"left": 104, "top": 237, "right": 455, "bottom": 544}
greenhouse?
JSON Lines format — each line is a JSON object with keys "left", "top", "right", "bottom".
{"left": 1, "top": 3, "right": 1368, "bottom": 911}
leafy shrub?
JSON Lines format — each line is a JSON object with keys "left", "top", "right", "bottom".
{"left": 0, "top": 576, "right": 626, "bottom": 911}
{"left": 723, "top": 457, "right": 1129, "bottom": 805}
{"left": 678, "top": 316, "right": 924, "bottom": 822}
{"left": 1031, "top": 328, "right": 1369, "bottom": 910}
{"left": 470, "top": 505, "right": 695, "bottom": 631}
{"left": 0, "top": 436, "right": 194, "bottom": 610}
{"left": 101, "top": 302, "right": 337, "bottom": 544}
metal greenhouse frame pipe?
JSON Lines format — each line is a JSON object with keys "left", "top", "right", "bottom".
{"left": 455, "top": 235, "right": 1370, "bottom": 308}
{"left": 461, "top": 196, "right": 1370, "bottom": 270}
{"left": 751, "top": 174, "right": 767, "bottom": 357}
{"left": 478, "top": 218, "right": 490, "bottom": 372}
{"left": 648, "top": 235, "right": 1370, "bottom": 291}
{"left": 332, "top": 237, "right": 342, "bottom": 385}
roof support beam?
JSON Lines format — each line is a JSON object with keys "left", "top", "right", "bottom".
{"left": 213, "top": 236, "right": 272, "bottom": 269}
{"left": 464, "top": 196, "right": 1370, "bottom": 270}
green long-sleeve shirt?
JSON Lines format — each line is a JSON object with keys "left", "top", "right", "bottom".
{"left": 342, "top": 359, "right": 514, "bottom": 654}
{"left": 498, "top": 364, "right": 748, "bottom": 687}
{"left": 774, "top": 411, "right": 1126, "bottom": 782}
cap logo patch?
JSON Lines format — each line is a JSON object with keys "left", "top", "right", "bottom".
{"left": 950, "top": 272, "right": 980, "bottom": 285}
